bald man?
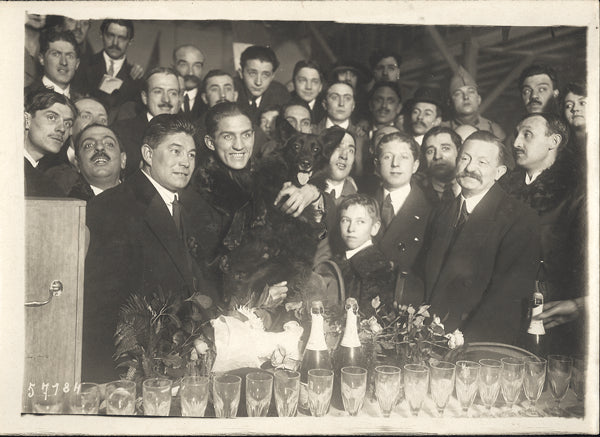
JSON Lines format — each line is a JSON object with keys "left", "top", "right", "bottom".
{"left": 173, "top": 44, "right": 207, "bottom": 119}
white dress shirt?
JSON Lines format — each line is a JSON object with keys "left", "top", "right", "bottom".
{"left": 462, "top": 186, "right": 493, "bottom": 214}
{"left": 183, "top": 87, "right": 199, "bottom": 111}
{"left": 24, "top": 150, "right": 38, "bottom": 168}
{"left": 383, "top": 184, "right": 411, "bottom": 215}
{"left": 346, "top": 239, "right": 373, "bottom": 260}
{"left": 326, "top": 179, "right": 346, "bottom": 199}
{"left": 525, "top": 170, "right": 544, "bottom": 185}
{"left": 103, "top": 51, "right": 126, "bottom": 77}
{"left": 325, "top": 118, "right": 350, "bottom": 130}
{"left": 250, "top": 95, "right": 263, "bottom": 107}
{"left": 142, "top": 169, "right": 177, "bottom": 215}
{"left": 42, "top": 75, "right": 71, "bottom": 97}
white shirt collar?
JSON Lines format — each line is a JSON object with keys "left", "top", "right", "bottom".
{"left": 346, "top": 239, "right": 373, "bottom": 260}
{"left": 249, "top": 95, "right": 263, "bottom": 108}
{"left": 184, "top": 87, "right": 198, "bottom": 106}
{"left": 525, "top": 170, "right": 543, "bottom": 185}
{"left": 146, "top": 112, "right": 154, "bottom": 122}
{"left": 89, "top": 185, "right": 105, "bottom": 196}
{"left": 461, "top": 186, "right": 493, "bottom": 213}
{"left": 24, "top": 150, "right": 38, "bottom": 168}
{"left": 326, "top": 179, "right": 346, "bottom": 198}
{"left": 103, "top": 51, "right": 126, "bottom": 76}
{"left": 308, "top": 99, "right": 315, "bottom": 110}
{"left": 413, "top": 134, "right": 424, "bottom": 146}
{"left": 42, "top": 75, "right": 70, "bottom": 97}
{"left": 383, "top": 184, "right": 411, "bottom": 215}
{"left": 142, "top": 169, "right": 177, "bottom": 215}
{"left": 326, "top": 117, "right": 350, "bottom": 130}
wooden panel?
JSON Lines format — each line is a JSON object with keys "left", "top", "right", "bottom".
{"left": 22, "top": 198, "right": 86, "bottom": 412}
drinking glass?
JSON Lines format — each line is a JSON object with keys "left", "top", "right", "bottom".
{"left": 571, "top": 355, "right": 586, "bottom": 402}
{"left": 478, "top": 359, "right": 502, "bottom": 417}
{"left": 455, "top": 361, "right": 480, "bottom": 417}
{"left": 500, "top": 357, "right": 524, "bottom": 416}
{"left": 403, "top": 364, "right": 429, "bottom": 417}
{"left": 31, "top": 390, "right": 64, "bottom": 414}
{"left": 546, "top": 355, "right": 573, "bottom": 416}
{"left": 375, "top": 365, "right": 401, "bottom": 417}
{"left": 180, "top": 375, "right": 209, "bottom": 417}
{"left": 69, "top": 382, "right": 100, "bottom": 414}
{"left": 106, "top": 380, "right": 136, "bottom": 415}
{"left": 274, "top": 370, "right": 300, "bottom": 417}
{"left": 430, "top": 361, "right": 456, "bottom": 417}
{"left": 522, "top": 357, "right": 546, "bottom": 417}
{"left": 213, "top": 374, "right": 241, "bottom": 418}
{"left": 143, "top": 378, "right": 172, "bottom": 416}
{"left": 307, "top": 369, "right": 334, "bottom": 417}
{"left": 341, "top": 366, "right": 367, "bottom": 416}
{"left": 245, "top": 372, "right": 273, "bottom": 417}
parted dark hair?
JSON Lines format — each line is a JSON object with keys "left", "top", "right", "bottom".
{"left": 143, "top": 67, "right": 180, "bottom": 94}
{"left": 100, "top": 19, "right": 134, "bottom": 39}
{"left": 240, "top": 45, "right": 279, "bottom": 72}
{"left": 202, "top": 69, "right": 234, "bottom": 94}
{"left": 338, "top": 193, "right": 381, "bottom": 224}
{"left": 518, "top": 64, "right": 558, "bottom": 91}
{"left": 462, "top": 130, "right": 511, "bottom": 167}
{"left": 25, "top": 89, "right": 77, "bottom": 117}
{"left": 73, "top": 95, "right": 108, "bottom": 111}
{"left": 39, "top": 29, "right": 80, "bottom": 58}
{"left": 281, "top": 98, "right": 311, "bottom": 115}
{"left": 292, "top": 60, "right": 324, "bottom": 82}
{"left": 518, "top": 112, "right": 570, "bottom": 151}
{"left": 422, "top": 125, "right": 462, "bottom": 151}
{"left": 369, "top": 81, "right": 402, "bottom": 102}
{"left": 561, "top": 81, "right": 587, "bottom": 113}
{"left": 142, "top": 114, "right": 197, "bottom": 149}
{"left": 205, "top": 101, "right": 249, "bottom": 138}
{"left": 375, "top": 131, "right": 420, "bottom": 161}
{"left": 74, "top": 123, "right": 122, "bottom": 156}
{"left": 324, "top": 81, "right": 355, "bottom": 98}
{"left": 368, "top": 50, "right": 402, "bottom": 70}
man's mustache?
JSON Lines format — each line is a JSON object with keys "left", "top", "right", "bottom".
{"left": 527, "top": 97, "right": 543, "bottom": 107}
{"left": 107, "top": 45, "right": 122, "bottom": 52}
{"left": 184, "top": 75, "right": 200, "bottom": 84}
{"left": 413, "top": 120, "right": 427, "bottom": 129}
{"left": 159, "top": 103, "right": 173, "bottom": 109}
{"left": 91, "top": 151, "right": 111, "bottom": 162}
{"left": 457, "top": 171, "right": 482, "bottom": 183}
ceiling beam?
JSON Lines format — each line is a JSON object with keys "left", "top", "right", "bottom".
{"left": 425, "top": 26, "right": 462, "bottom": 76}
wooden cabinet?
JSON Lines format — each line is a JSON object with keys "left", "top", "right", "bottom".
{"left": 22, "top": 198, "right": 86, "bottom": 412}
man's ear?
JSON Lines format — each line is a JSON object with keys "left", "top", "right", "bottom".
{"left": 549, "top": 133, "right": 562, "bottom": 150}
{"left": 201, "top": 93, "right": 208, "bottom": 105}
{"left": 370, "top": 220, "right": 381, "bottom": 237}
{"left": 232, "top": 90, "right": 239, "bottom": 102}
{"left": 395, "top": 103, "right": 403, "bottom": 116}
{"left": 204, "top": 135, "right": 215, "bottom": 151}
{"left": 73, "top": 154, "right": 81, "bottom": 172}
{"left": 237, "top": 68, "right": 243, "bottom": 80}
{"left": 495, "top": 164, "right": 507, "bottom": 181}
{"left": 411, "top": 158, "right": 420, "bottom": 175}
{"left": 553, "top": 89, "right": 559, "bottom": 99}
{"left": 38, "top": 54, "right": 45, "bottom": 67}
{"left": 141, "top": 90, "right": 148, "bottom": 106}
{"left": 433, "top": 116, "right": 442, "bottom": 127}
{"left": 24, "top": 112, "right": 31, "bottom": 130}
{"left": 120, "top": 152, "right": 127, "bottom": 170}
{"left": 476, "top": 94, "right": 482, "bottom": 106}
{"left": 75, "top": 58, "right": 80, "bottom": 72}
{"left": 141, "top": 144, "right": 153, "bottom": 166}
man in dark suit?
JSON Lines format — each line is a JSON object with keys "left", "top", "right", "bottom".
{"left": 24, "top": 90, "right": 76, "bottom": 197}
{"left": 371, "top": 132, "right": 433, "bottom": 305}
{"left": 421, "top": 131, "right": 540, "bottom": 345}
{"left": 68, "top": 124, "right": 126, "bottom": 201}
{"left": 83, "top": 114, "right": 213, "bottom": 382}
{"left": 291, "top": 60, "right": 326, "bottom": 123}
{"left": 79, "top": 19, "right": 144, "bottom": 123}
{"left": 234, "top": 45, "right": 290, "bottom": 125}
{"left": 173, "top": 44, "right": 207, "bottom": 121}
{"left": 111, "top": 67, "right": 181, "bottom": 177}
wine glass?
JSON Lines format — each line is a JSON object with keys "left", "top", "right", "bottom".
{"left": 180, "top": 375, "right": 209, "bottom": 417}
{"left": 213, "top": 374, "right": 242, "bottom": 418}
{"left": 546, "top": 355, "right": 573, "bottom": 416}
{"left": 403, "top": 364, "right": 429, "bottom": 417}
{"left": 569, "top": 355, "right": 586, "bottom": 417}
{"left": 375, "top": 365, "right": 402, "bottom": 417}
{"left": 478, "top": 359, "right": 502, "bottom": 417}
{"left": 455, "top": 361, "right": 480, "bottom": 417}
{"left": 245, "top": 372, "right": 273, "bottom": 417}
{"left": 307, "top": 369, "right": 334, "bottom": 417}
{"left": 274, "top": 370, "right": 300, "bottom": 417}
{"left": 522, "top": 357, "right": 546, "bottom": 417}
{"left": 429, "top": 361, "right": 456, "bottom": 417}
{"left": 500, "top": 357, "right": 524, "bottom": 417}
{"left": 341, "top": 366, "right": 367, "bottom": 416}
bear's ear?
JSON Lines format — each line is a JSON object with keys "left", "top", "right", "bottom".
{"left": 276, "top": 116, "right": 297, "bottom": 143}
{"left": 319, "top": 126, "right": 347, "bottom": 158}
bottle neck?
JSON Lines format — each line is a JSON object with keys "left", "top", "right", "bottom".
{"left": 340, "top": 309, "right": 361, "bottom": 347}
{"left": 306, "top": 313, "right": 328, "bottom": 351}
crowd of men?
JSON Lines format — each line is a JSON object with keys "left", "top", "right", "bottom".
{"left": 23, "top": 15, "right": 588, "bottom": 383}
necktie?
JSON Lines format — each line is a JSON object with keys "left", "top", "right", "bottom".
{"left": 250, "top": 96, "right": 258, "bottom": 109}
{"left": 381, "top": 194, "right": 394, "bottom": 228}
{"left": 172, "top": 194, "right": 184, "bottom": 240}
{"left": 331, "top": 188, "right": 337, "bottom": 199}
{"left": 183, "top": 93, "right": 191, "bottom": 113}
{"left": 107, "top": 60, "right": 115, "bottom": 77}
{"left": 441, "top": 184, "right": 455, "bottom": 202}
{"left": 454, "top": 197, "right": 469, "bottom": 231}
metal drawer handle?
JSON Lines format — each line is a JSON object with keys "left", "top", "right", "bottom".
{"left": 25, "top": 280, "right": 63, "bottom": 307}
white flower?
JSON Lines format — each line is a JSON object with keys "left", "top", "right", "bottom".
{"left": 193, "top": 338, "right": 209, "bottom": 355}
{"left": 445, "top": 329, "right": 464, "bottom": 350}
{"left": 407, "top": 306, "right": 415, "bottom": 315}
{"left": 432, "top": 315, "right": 444, "bottom": 330}
{"left": 371, "top": 296, "right": 381, "bottom": 309}
{"left": 368, "top": 316, "right": 383, "bottom": 334}
{"left": 190, "top": 348, "right": 199, "bottom": 361}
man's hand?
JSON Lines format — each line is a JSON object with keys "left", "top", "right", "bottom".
{"left": 130, "top": 64, "right": 144, "bottom": 80}
{"left": 534, "top": 298, "right": 583, "bottom": 329}
{"left": 274, "top": 182, "right": 320, "bottom": 218}
{"left": 266, "top": 281, "right": 288, "bottom": 307}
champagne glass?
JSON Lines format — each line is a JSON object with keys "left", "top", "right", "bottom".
{"left": 274, "top": 370, "right": 300, "bottom": 417}
{"left": 455, "top": 361, "right": 480, "bottom": 417}
{"left": 522, "top": 357, "right": 546, "bottom": 417}
{"left": 403, "top": 364, "right": 429, "bottom": 417}
{"left": 213, "top": 374, "right": 241, "bottom": 418}
{"left": 341, "top": 366, "right": 367, "bottom": 416}
{"left": 143, "top": 378, "right": 172, "bottom": 416}
{"left": 375, "top": 365, "right": 402, "bottom": 417}
{"left": 180, "top": 375, "right": 209, "bottom": 417}
{"left": 478, "top": 359, "right": 502, "bottom": 417}
{"left": 69, "top": 382, "right": 100, "bottom": 414}
{"left": 106, "top": 380, "right": 136, "bottom": 415}
{"left": 245, "top": 372, "right": 273, "bottom": 417}
{"left": 546, "top": 355, "right": 573, "bottom": 416}
{"left": 307, "top": 369, "right": 334, "bottom": 417}
{"left": 430, "top": 361, "right": 456, "bottom": 417}
{"left": 500, "top": 357, "right": 524, "bottom": 417}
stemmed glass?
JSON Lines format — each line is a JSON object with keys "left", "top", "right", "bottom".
{"left": 429, "top": 361, "right": 456, "bottom": 417}
{"left": 571, "top": 355, "right": 586, "bottom": 414}
{"left": 455, "top": 361, "right": 480, "bottom": 417}
{"left": 374, "top": 365, "right": 402, "bottom": 417}
{"left": 245, "top": 372, "right": 273, "bottom": 417}
{"left": 500, "top": 357, "right": 524, "bottom": 416}
{"left": 478, "top": 359, "right": 502, "bottom": 417}
{"left": 213, "top": 374, "right": 242, "bottom": 418}
{"left": 546, "top": 355, "right": 573, "bottom": 416}
{"left": 522, "top": 357, "right": 546, "bottom": 417}
{"left": 341, "top": 366, "right": 367, "bottom": 416}
{"left": 274, "top": 370, "right": 300, "bottom": 417}
{"left": 403, "top": 364, "right": 429, "bottom": 417}
{"left": 307, "top": 369, "right": 334, "bottom": 417}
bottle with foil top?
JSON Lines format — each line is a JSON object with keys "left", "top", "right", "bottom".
{"left": 298, "top": 300, "right": 332, "bottom": 414}
{"left": 524, "top": 261, "right": 547, "bottom": 356}
{"left": 337, "top": 297, "right": 364, "bottom": 367}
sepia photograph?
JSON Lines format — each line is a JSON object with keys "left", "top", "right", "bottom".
{"left": 1, "top": 0, "right": 598, "bottom": 434}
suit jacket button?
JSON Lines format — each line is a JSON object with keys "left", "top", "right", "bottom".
{"left": 414, "top": 215, "right": 420, "bottom": 220}
{"left": 413, "top": 236, "right": 420, "bottom": 242}
{"left": 398, "top": 242, "right": 406, "bottom": 251}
